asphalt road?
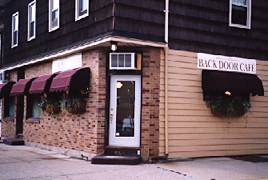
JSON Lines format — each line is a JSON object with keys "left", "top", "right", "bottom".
{"left": 0, "top": 144, "right": 267, "bottom": 180}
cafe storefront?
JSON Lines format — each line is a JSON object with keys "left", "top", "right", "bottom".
{"left": 158, "top": 50, "right": 267, "bottom": 158}
{"left": 0, "top": 44, "right": 267, "bottom": 162}
{"left": 0, "top": 44, "right": 162, "bottom": 163}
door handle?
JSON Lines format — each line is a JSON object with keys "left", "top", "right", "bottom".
{"left": 110, "top": 108, "right": 114, "bottom": 124}
{"left": 110, "top": 113, "right": 113, "bottom": 123}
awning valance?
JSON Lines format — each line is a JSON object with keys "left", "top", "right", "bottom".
{"left": 50, "top": 67, "right": 90, "bottom": 94}
{"left": 0, "top": 82, "right": 15, "bottom": 98}
{"left": 10, "top": 78, "right": 36, "bottom": 96}
{"left": 29, "top": 74, "right": 57, "bottom": 94}
{"left": 202, "top": 70, "right": 264, "bottom": 97}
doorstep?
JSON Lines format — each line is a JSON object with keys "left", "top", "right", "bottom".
{"left": 3, "top": 138, "right": 25, "bottom": 146}
{"left": 91, "top": 155, "right": 141, "bottom": 165}
{"left": 91, "top": 146, "right": 142, "bottom": 165}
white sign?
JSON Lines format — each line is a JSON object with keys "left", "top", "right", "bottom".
{"left": 197, "top": 53, "right": 256, "bottom": 74}
{"left": 52, "top": 53, "right": 82, "bottom": 73}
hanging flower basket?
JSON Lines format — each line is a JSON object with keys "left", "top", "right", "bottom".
{"left": 39, "top": 98, "right": 61, "bottom": 115}
{"left": 206, "top": 96, "right": 251, "bottom": 118}
{"left": 65, "top": 97, "right": 87, "bottom": 114}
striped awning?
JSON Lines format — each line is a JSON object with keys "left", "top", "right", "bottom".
{"left": 10, "top": 78, "right": 36, "bottom": 96}
{"left": 50, "top": 67, "right": 90, "bottom": 94}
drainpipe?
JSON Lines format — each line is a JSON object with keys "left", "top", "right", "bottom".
{"left": 164, "top": 0, "right": 169, "bottom": 44}
{"left": 164, "top": 0, "right": 169, "bottom": 157}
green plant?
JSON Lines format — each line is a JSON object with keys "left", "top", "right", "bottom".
{"left": 65, "top": 97, "right": 87, "bottom": 114}
{"left": 206, "top": 96, "right": 251, "bottom": 118}
{"left": 39, "top": 97, "right": 61, "bottom": 115}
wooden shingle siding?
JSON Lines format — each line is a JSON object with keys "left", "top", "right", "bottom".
{"left": 2, "top": 0, "right": 268, "bottom": 66}
{"left": 169, "top": 0, "right": 268, "bottom": 60}
{"left": 159, "top": 49, "right": 268, "bottom": 158}
{"left": 114, "top": 0, "right": 165, "bottom": 42}
{"left": 3, "top": 0, "right": 114, "bottom": 66}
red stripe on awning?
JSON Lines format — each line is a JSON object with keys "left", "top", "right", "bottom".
{"left": 29, "top": 74, "right": 57, "bottom": 94}
{"left": 50, "top": 67, "right": 90, "bottom": 93}
{"left": 0, "top": 82, "right": 15, "bottom": 98}
{"left": 10, "top": 78, "right": 36, "bottom": 96}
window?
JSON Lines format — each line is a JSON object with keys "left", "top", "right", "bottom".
{"left": 49, "top": 0, "right": 60, "bottom": 32}
{"left": 11, "top": 12, "right": 19, "bottom": 48}
{"left": 4, "top": 96, "right": 15, "bottom": 118}
{"left": 75, "top": 0, "right": 89, "bottom": 21}
{"left": 27, "top": 95, "right": 42, "bottom": 119}
{"left": 28, "top": 1, "right": 36, "bottom": 41}
{"left": 110, "top": 53, "right": 136, "bottom": 70}
{"left": 229, "top": 0, "right": 251, "bottom": 29}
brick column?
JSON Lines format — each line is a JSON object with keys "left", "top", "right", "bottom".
{"left": 141, "top": 47, "right": 161, "bottom": 161}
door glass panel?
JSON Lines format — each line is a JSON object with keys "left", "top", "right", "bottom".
{"left": 116, "top": 81, "right": 135, "bottom": 137}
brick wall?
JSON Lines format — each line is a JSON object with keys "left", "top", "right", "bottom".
{"left": 1, "top": 119, "right": 16, "bottom": 138}
{"left": 23, "top": 50, "right": 107, "bottom": 155}
{"left": 141, "top": 48, "right": 161, "bottom": 160}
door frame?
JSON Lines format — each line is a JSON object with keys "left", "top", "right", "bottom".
{"left": 108, "top": 74, "right": 141, "bottom": 147}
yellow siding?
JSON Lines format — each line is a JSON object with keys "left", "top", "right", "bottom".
{"left": 159, "top": 49, "right": 268, "bottom": 158}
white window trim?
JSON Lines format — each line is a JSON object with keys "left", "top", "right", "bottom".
{"left": 75, "top": 0, "right": 89, "bottom": 21}
{"left": 28, "top": 0, "right": 36, "bottom": 41}
{"left": 109, "top": 53, "right": 136, "bottom": 70}
{"left": 11, "top": 12, "right": 19, "bottom": 48}
{"left": 229, "top": 0, "right": 252, "bottom": 29}
{"left": 48, "top": 0, "right": 60, "bottom": 32}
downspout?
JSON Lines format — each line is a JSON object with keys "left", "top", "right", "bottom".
{"left": 112, "top": 0, "right": 115, "bottom": 31}
{"left": 164, "top": 0, "right": 169, "bottom": 157}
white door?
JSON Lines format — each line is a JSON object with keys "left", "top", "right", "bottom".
{"left": 109, "top": 75, "right": 141, "bottom": 147}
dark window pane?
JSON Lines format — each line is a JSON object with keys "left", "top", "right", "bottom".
{"left": 8, "top": 97, "right": 15, "bottom": 118}
{"left": 111, "top": 54, "right": 117, "bottom": 67}
{"left": 32, "top": 96, "right": 41, "bottom": 118}
{"left": 233, "top": 0, "right": 247, "bottom": 6}
{"left": 118, "top": 54, "right": 124, "bottom": 67}
{"left": 13, "top": 31, "right": 18, "bottom": 45}
{"left": 125, "top": 54, "right": 131, "bottom": 67}
{"left": 51, "top": 9, "right": 58, "bottom": 28}
{"left": 78, "top": 0, "right": 87, "bottom": 16}
{"left": 79, "top": 9, "right": 87, "bottom": 16}
{"left": 30, "top": 22, "right": 35, "bottom": 37}
{"left": 232, "top": 5, "right": 247, "bottom": 25}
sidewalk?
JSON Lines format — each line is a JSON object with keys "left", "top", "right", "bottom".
{"left": 0, "top": 143, "right": 267, "bottom": 180}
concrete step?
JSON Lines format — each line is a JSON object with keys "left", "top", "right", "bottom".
{"left": 105, "top": 146, "right": 140, "bottom": 156}
{"left": 91, "top": 155, "right": 141, "bottom": 165}
{"left": 3, "top": 138, "right": 25, "bottom": 146}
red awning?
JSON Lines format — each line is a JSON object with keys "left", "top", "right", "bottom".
{"left": 50, "top": 67, "right": 90, "bottom": 93}
{"left": 10, "top": 78, "right": 36, "bottom": 96}
{"left": 0, "top": 82, "right": 15, "bottom": 98}
{"left": 29, "top": 74, "right": 58, "bottom": 94}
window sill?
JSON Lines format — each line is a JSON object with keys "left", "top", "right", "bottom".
{"left": 27, "top": 36, "right": 36, "bottom": 42}
{"left": 75, "top": 13, "right": 89, "bottom": 21}
{"left": 26, "top": 118, "right": 41, "bottom": 124}
{"left": 11, "top": 44, "right": 18, "bottom": 48}
{"left": 229, "top": 23, "right": 251, "bottom": 29}
{"left": 49, "top": 25, "right": 60, "bottom": 32}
